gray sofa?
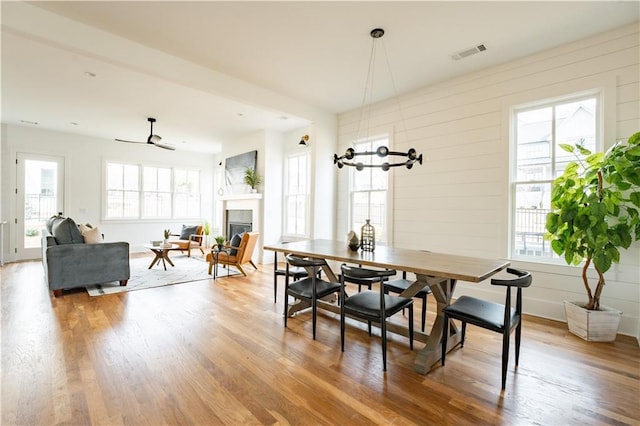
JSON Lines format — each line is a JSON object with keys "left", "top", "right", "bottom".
{"left": 41, "top": 217, "right": 130, "bottom": 297}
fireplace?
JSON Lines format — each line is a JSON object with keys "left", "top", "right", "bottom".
{"left": 226, "top": 209, "right": 252, "bottom": 237}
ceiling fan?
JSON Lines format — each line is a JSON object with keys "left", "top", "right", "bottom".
{"left": 115, "top": 117, "right": 175, "bottom": 150}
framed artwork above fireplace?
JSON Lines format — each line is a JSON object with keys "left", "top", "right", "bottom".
{"left": 224, "top": 150, "right": 257, "bottom": 194}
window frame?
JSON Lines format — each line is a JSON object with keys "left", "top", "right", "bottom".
{"left": 509, "top": 92, "right": 602, "bottom": 263}
{"left": 103, "top": 160, "right": 202, "bottom": 221}
{"left": 283, "top": 151, "right": 310, "bottom": 238}
{"left": 348, "top": 134, "right": 393, "bottom": 245}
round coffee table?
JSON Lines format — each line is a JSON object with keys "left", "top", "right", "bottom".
{"left": 145, "top": 243, "right": 179, "bottom": 270}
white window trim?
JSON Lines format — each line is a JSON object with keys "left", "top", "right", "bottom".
{"left": 282, "top": 151, "right": 310, "bottom": 239}
{"left": 347, "top": 131, "right": 395, "bottom": 245}
{"left": 102, "top": 160, "right": 202, "bottom": 222}
{"left": 501, "top": 73, "right": 617, "bottom": 270}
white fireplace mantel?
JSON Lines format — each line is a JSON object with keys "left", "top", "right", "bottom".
{"left": 220, "top": 193, "right": 263, "bottom": 201}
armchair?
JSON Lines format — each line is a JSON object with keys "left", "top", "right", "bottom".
{"left": 170, "top": 224, "right": 204, "bottom": 257}
{"left": 206, "top": 232, "right": 259, "bottom": 276}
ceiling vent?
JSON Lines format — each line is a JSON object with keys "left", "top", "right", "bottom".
{"left": 451, "top": 44, "right": 487, "bottom": 61}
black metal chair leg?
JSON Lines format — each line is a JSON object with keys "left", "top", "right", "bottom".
{"left": 501, "top": 329, "right": 510, "bottom": 390}
{"left": 441, "top": 313, "right": 449, "bottom": 366}
{"left": 409, "top": 304, "right": 414, "bottom": 350}
{"left": 515, "top": 321, "right": 522, "bottom": 365}
{"left": 421, "top": 295, "right": 427, "bottom": 332}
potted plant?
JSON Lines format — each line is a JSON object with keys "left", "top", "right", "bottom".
{"left": 214, "top": 235, "right": 226, "bottom": 251}
{"left": 243, "top": 167, "right": 262, "bottom": 193}
{"left": 202, "top": 220, "right": 210, "bottom": 246}
{"left": 545, "top": 131, "right": 640, "bottom": 341}
{"left": 163, "top": 228, "right": 171, "bottom": 245}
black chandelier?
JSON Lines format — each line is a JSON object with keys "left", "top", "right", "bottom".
{"left": 333, "top": 146, "right": 422, "bottom": 170}
{"left": 333, "top": 28, "right": 423, "bottom": 172}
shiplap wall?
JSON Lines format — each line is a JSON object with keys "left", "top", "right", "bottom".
{"left": 336, "top": 23, "right": 640, "bottom": 337}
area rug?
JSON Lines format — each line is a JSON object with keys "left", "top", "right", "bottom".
{"left": 86, "top": 255, "right": 241, "bottom": 296}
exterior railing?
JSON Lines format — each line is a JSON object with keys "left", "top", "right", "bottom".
{"left": 514, "top": 207, "right": 552, "bottom": 257}
{"left": 25, "top": 194, "right": 57, "bottom": 221}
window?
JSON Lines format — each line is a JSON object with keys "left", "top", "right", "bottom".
{"left": 511, "top": 95, "right": 598, "bottom": 259}
{"left": 349, "top": 137, "right": 389, "bottom": 243}
{"left": 105, "top": 162, "right": 201, "bottom": 220}
{"left": 106, "top": 162, "right": 140, "bottom": 218}
{"left": 284, "top": 153, "right": 309, "bottom": 236}
{"left": 173, "top": 169, "right": 201, "bottom": 218}
{"left": 143, "top": 166, "right": 172, "bottom": 218}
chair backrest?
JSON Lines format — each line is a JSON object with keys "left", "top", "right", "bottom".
{"left": 238, "top": 232, "right": 259, "bottom": 263}
{"left": 341, "top": 264, "right": 396, "bottom": 280}
{"left": 491, "top": 268, "right": 532, "bottom": 288}
{"left": 286, "top": 254, "right": 327, "bottom": 268}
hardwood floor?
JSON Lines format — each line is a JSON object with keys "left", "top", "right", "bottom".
{"left": 2, "top": 258, "right": 639, "bottom": 425}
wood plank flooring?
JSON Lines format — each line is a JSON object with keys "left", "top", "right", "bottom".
{"left": 2, "top": 257, "right": 639, "bottom": 425}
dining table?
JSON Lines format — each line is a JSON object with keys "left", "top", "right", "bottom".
{"left": 264, "top": 239, "right": 510, "bottom": 374}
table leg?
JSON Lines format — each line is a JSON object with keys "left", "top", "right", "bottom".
{"left": 412, "top": 275, "right": 461, "bottom": 374}
{"left": 148, "top": 250, "right": 162, "bottom": 269}
{"left": 164, "top": 250, "right": 175, "bottom": 267}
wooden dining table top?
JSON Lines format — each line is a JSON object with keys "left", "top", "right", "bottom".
{"left": 264, "top": 239, "right": 510, "bottom": 283}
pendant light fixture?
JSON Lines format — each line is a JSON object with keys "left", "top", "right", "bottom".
{"left": 333, "top": 28, "right": 423, "bottom": 171}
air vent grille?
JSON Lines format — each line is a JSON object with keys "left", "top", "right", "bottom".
{"left": 451, "top": 44, "right": 487, "bottom": 61}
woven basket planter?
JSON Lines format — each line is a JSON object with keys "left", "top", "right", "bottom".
{"left": 564, "top": 301, "right": 622, "bottom": 342}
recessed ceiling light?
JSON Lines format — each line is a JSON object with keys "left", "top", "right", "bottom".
{"left": 70, "top": 122, "right": 78, "bottom": 126}
{"left": 237, "top": 113, "right": 244, "bottom": 117}
{"left": 19, "top": 120, "right": 38, "bottom": 125}
{"left": 84, "top": 71, "right": 97, "bottom": 77}
{"left": 279, "top": 116, "right": 289, "bottom": 120}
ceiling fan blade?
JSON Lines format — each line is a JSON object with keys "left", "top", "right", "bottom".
{"left": 115, "top": 138, "right": 145, "bottom": 144}
{"left": 154, "top": 142, "right": 176, "bottom": 151}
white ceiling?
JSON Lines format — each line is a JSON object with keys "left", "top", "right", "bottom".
{"left": 2, "top": 1, "right": 639, "bottom": 153}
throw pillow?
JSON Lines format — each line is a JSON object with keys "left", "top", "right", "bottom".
{"left": 46, "top": 213, "right": 64, "bottom": 234}
{"left": 179, "top": 224, "right": 199, "bottom": 240}
{"left": 78, "top": 223, "right": 92, "bottom": 234}
{"left": 229, "top": 233, "right": 242, "bottom": 255}
{"left": 81, "top": 226, "right": 103, "bottom": 244}
{"left": 52, "top": 217, "right": 84, "bottom": 244}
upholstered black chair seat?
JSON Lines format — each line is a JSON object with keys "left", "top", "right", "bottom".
{"left": 340, "top": 264, "right": 414, "bottom": 371}
{"left": 442, "top": 267, "right": 532, "bottom": 389}
{"left": 288, "top": 277, "right": 341, "bottom": 300}
{"left": 344, "top": 291, "right": 413, "bottom": 319}
{"left": 383, "top": 274, "right": 431, "bottom": 332}
{"left": 284, "top": 255, "right": 340, "bottom": 340}
{"left": 444, "top": 296, "right": 518, "bottom": 332}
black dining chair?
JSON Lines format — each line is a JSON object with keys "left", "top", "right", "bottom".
{"left": 340, "top": 264, "right": 414, "bottom": 371}
{"left": 284, "top": 255, "right": 341, "bottom": 340}
{"left": 441, "top": 267, "right": 532, "bottom": 389}
{"left": 273, "top": 251, "right": 308, "bottom": 303}
{"left": 383, "top": 271, "right": 431, "bottom": 332}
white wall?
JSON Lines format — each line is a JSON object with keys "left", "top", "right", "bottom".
{"left": 1, "top": 124, "right": 215, "bottom": 259}
{"left": 336, "top": 23, "right": 640, "bottom": 337}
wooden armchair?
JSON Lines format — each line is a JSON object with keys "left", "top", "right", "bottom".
{"left": 206, "top": 232, "right": 259, "bottom": 276}
{"left": 170, "top": 225, "right": 204, "bottom": 257}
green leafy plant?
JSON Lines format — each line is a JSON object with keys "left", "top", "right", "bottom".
{"left": 163, "top": 229, "right": 171, "bottom": 239}
{"left": 202, "top": 220, "right": 210, "bottom": 236}
{"left": 214, "top": 235, "right": 226, "bottom": 245}
{"left": 545, "top": 131, "right": 640, "bottom": 311}
{"left": 243, "top": 167, "right": 262, "bottom": 190}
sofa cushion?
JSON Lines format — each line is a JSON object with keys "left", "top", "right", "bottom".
{"left": 52, "top": 217, "right": 84, "bottom": 245}
{"left": 81, "top": 226, "right": 103, "bottom": 244}
{"left": 46, "top": 213, "right": 64, "bottom": 234}
{"left": 179, "top": 224, "right": 199, "bottom": 240}
{"left": 229, "top": 233, "right": 242, "bottom": 255}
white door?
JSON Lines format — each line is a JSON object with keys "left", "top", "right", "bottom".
{"left": 16, "top": 153, "right": 65, "bottom": 260}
